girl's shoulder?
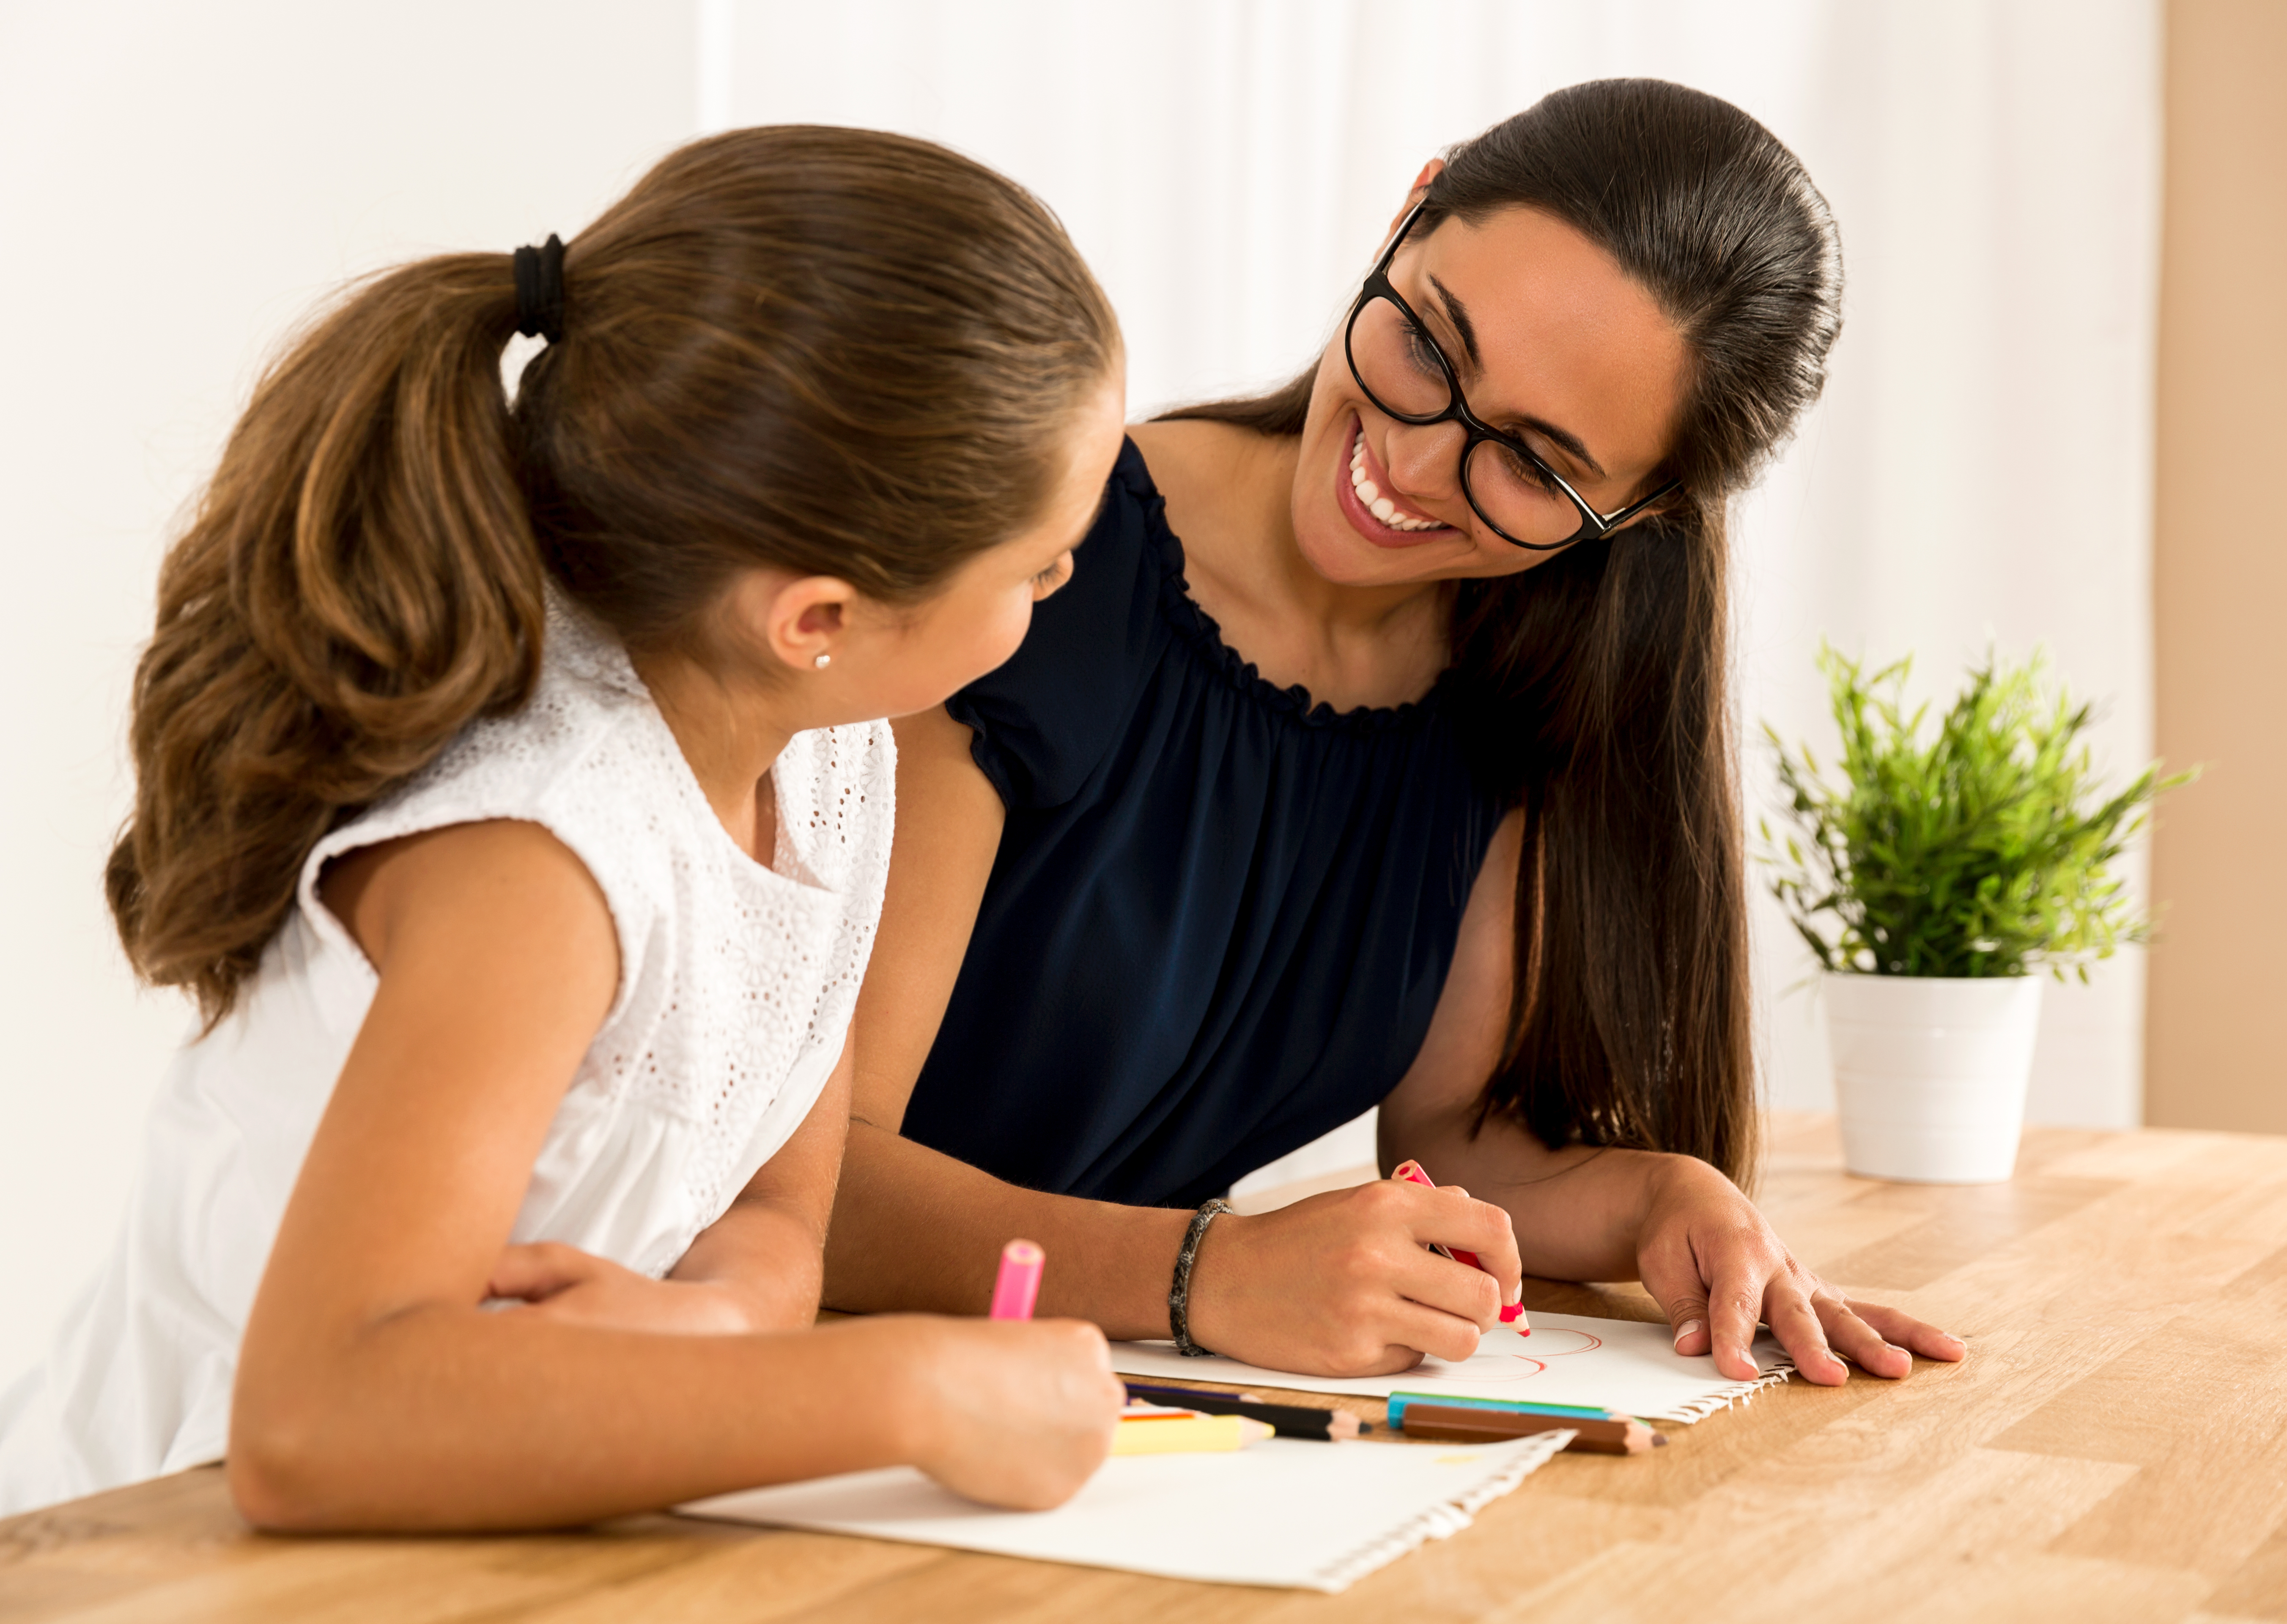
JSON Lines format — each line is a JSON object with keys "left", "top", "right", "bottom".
{"left": 286, "top": 606, "right": 679, "bottom": 1012}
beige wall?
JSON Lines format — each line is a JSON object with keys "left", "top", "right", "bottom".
{"left": 2147, "top": 0, "right": 2287, "bottom": 1130}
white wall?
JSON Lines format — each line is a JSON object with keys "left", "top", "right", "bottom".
{"left": 0, "top": 0, "right": 2161, "bottom": 1380}
{"left": 1734, "top": 5, "right": 2161, "bottom": 1131}
{"left": 0, "top": 1, "right": 698, "bottom": 1386}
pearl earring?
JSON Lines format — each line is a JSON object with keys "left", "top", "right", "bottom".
{"left": 813, "top": 652, "right": 832, "bottom": 670}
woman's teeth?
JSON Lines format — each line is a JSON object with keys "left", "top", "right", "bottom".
{"left": 1349, "top": 431, "right": 1443, "bottom": 531}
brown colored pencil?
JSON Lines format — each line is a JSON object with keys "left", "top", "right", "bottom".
{"left": 1398, "top": 1404, "right": 1666, "bottom": 1455}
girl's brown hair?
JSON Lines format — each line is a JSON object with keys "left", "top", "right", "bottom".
{"left": 1165, "top": 80, "right": 1843, "bottom": 1186}
{"left": 108, "top": 126, "right": 1120, "bottom": 1024}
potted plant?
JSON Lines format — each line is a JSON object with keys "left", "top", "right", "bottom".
{"left": 1762, "top": 648, "right": 2188, "bottom": 1183}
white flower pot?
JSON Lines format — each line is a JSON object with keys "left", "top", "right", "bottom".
{"left": 1823, "top": 973, "right": 2043, "bottom": 1184}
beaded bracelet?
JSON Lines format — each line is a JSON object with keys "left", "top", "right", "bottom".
{"left": 1168, "top": 1198, "right": 1234, "bottom": 1357}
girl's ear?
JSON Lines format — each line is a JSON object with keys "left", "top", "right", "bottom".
{"left": 726, "top": 570, "right": 857, "bottom": 674}
{"left": 1387, "top": 158, "right": 1447, "bottom": 236}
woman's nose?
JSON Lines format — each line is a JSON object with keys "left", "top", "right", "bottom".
{"left": 1383, "top": 420, "right": 1466, "bottom": 500}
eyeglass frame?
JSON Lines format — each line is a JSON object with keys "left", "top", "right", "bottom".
{"left": 1343, "top": 203, "right": 1683, "bottom": 551}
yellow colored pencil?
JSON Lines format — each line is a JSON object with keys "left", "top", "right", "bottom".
{"left": 1109, "top": 1412, "right": 1275, "bottom": 1455}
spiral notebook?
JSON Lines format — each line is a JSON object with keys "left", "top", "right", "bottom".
{"left": 680, "top": 1430, "right": 1570, "bottom": 1593}
{"left": 1108, "top": 1312, "right": 1793, "bottom": 1423}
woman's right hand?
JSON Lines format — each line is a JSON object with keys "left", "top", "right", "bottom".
{"left": 904, "top": 1317, "right": 1125, "bottom": 1509}
{"left": 1182, "top": 1180, "right": 1523, "bottom": 1376}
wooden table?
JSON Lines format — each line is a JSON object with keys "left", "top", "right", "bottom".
{"left": 6, "top": 1114, "right": 2286, "bottom": 1623}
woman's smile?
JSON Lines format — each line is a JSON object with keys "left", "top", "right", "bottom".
{"left": 1337, "top": 415, "right": 1455, "bottom": 547}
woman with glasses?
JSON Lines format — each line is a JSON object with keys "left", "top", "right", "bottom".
{"left": 828, "top": 80, "right": 1966, "bottom": 1385}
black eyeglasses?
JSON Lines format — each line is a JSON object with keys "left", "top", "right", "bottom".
{"left": 1343, "top": 203, "right": 1682, "bottom": 551}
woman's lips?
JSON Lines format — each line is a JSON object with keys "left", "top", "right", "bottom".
{"left": 1336, "top": 418, "right": 1454, "bottom": 549}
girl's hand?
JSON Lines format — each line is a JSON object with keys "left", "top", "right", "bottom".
{"left": 1184, "top": 1180, "right": 1524, "bottom": 1376}
{"left": 1634, "top": 1157, "right": 1968, "bottom": 1383}
{"left": 905, "top": 1318, "right": 1126, "bottom": 1510}
{"left": 488, "top": 1242, "right": 771, "bottom": 1336}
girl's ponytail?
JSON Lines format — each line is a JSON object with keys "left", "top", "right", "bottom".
{"left": 109, "top": 127, "right": 1120, "bottom": 1026}
{"left": 108, "top": 254, "right": 547, "bottom": 1024}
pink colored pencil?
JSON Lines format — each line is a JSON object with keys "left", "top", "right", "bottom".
{"left": 989, "top": 1239, "right": 1045, "bottom": 1320}
{"left": 1390, "top": 1160, "right": 1524, "bottom": 1325}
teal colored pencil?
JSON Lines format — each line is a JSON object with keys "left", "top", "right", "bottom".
{"left": 1385, "top": 1391, "right": 1619, "bottom": 1426}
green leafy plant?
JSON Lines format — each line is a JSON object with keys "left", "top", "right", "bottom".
{"left": 1761, "top": 647, "right": 2191, "bottom": 981}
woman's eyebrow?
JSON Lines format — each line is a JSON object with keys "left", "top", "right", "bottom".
{"left": 1427, "top": 276, "right": 1484, "bottom": 367}
{"left": 1428, "top": 277, "right": 1607, "bottom": 482}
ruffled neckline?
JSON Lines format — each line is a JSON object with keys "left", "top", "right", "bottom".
{"left": 1116, "top": 437, "right": 1461, "bottom": 735}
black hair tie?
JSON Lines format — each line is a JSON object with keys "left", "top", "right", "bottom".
{"left": 513, "top": 233, "right": 566, "bottom": 343}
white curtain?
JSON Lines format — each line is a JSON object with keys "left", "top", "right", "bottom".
{"left": 0, "top": 0, "right": 2158, "bottom": 1375}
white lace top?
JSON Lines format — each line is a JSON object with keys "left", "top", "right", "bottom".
{"left": 0, "top": 601, "right": 895, "bottom": 1514}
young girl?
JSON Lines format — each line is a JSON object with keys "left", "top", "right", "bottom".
{"left": 0, "top": 126, "right": 1130, "bottom": 1527}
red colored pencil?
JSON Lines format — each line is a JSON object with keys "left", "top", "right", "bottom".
{"left": 1390, "top": 1160, "right": 1524, "bottom": 1324}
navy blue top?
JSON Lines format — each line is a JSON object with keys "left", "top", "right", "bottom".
{"left": 903, "top": 438, "right": 1506, "bottom": 1210}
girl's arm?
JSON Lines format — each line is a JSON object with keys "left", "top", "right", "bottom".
{"left": 229, "top": 819, "right": 1121, "bottom": 1531}
{"left": 668, "top": 1039, "right": 851, "bottom": 1325}
{"left": 486, "top": 1041, "right": 855, "bottom": 1336}
{"left": 1374, "top": 810, "right": 1970, "bottom": 1384}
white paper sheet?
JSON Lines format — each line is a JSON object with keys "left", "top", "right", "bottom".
{"left": 1110, "top": 1312, "right": 1793, "bottom": 1423}
{"left": 680, "top": 1430, "right": 1570, "bottom": 1593}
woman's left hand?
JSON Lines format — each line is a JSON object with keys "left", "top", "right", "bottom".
{"left": 487, "top": 1241, "right": 780, "bottom": 1336}
{"left": 1633, "top": 1156, "right": 1967, "bottom": 1384}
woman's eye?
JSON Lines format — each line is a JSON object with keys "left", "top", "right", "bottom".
{"left": 1031, "top": 555, "right": 1071, "bottom": 590}
{"left": 1489, "top": 439, "right": 1564, "bottom": 494}
{"left": 1402, "top": 319, "right": 1444, "bottom": 379}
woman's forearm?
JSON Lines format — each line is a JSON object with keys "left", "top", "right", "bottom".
{"left": 1500, "top": 1148, "right": 1673, "bottom": 1282}
{"left": 827, "top": 1121, "right": 1190, "bottom": 1339}
{"left": 230, "top": 1311, "right": 935, "bottom": 1531}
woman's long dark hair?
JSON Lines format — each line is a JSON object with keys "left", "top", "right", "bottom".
{"left": 108, "top": 127, "right": 1119, "bottom": 1025}
{"left": 1163, "top": 80, "right": 1843, "bottom": 1186}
